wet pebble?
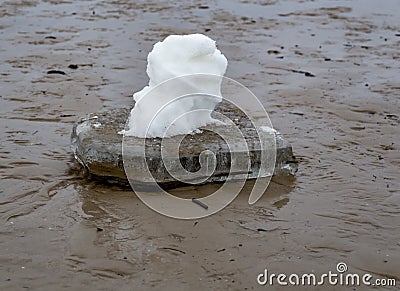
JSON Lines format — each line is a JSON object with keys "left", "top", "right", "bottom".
{"left": 47, "top": 70, "right": 66, "bottom": 75}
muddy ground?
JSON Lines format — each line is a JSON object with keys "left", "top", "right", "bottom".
{"left": 0, "top": 0, "right": 399, "bottom": 290}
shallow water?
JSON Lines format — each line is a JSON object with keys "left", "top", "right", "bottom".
{"left": 0, "top": 0, "right": 399, "bottom": 290}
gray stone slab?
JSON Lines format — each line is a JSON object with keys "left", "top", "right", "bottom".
{"left": 71, "top": 103, "right": 298, "bottom": 187}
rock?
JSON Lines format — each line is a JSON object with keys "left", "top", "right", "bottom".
{"left": 71, "top": 103, "right": 297, "bottom": 187}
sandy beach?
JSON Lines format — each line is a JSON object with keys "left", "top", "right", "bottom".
{"left": 0, "top": 0, "right": 399, "bottom": 290}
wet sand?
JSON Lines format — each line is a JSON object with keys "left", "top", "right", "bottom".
{"left": 0, "top": 0, "right": 399, "bottom": 290}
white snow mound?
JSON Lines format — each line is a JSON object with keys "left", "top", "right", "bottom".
{"left": 123, "top": 34, "right": 228, "bottom": 138}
